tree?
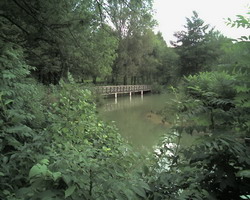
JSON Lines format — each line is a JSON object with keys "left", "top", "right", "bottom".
{"left": 227, "top": 10, "right": 250, "bottom": 137}
{"left": 104, "top": 0, "right": 156, "bottom": 84}
{"left": 0, "top": 0, "right": 119, "bottom": 84}
{"left": 172, "top": 11, "right": 221, "bottom": 76}
{"left": 146, "top": 9, "right": 250, "bottom": 200}
{"left": 152, "top": 32, "right": 179, "bottom": 85}
{"left": 71, "top": 24, "right": 118, "bottom": 84}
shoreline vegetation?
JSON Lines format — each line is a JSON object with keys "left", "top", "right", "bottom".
{"left": 1, "top": 0, "right": 250, "bottom": 199}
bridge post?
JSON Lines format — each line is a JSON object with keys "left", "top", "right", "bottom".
{"left": 115, "top": 93, "right": 117, "bottom": 104}
{"left": 141, "top": 90, "right": 143, "bottom": 100}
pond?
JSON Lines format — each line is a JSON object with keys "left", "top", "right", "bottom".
{"left": 98, "top": 92, "right": 197, "bottom": 152}
{"left": 98, "top": 93, "right": 173, "bottom": 151}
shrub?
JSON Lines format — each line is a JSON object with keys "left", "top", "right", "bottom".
{"left": 151, "top": 82, "right": 164, "bottom": 94}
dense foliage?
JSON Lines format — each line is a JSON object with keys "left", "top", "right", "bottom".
{"left": 148, "top": 10, "right": 250, "bottom": 200}
{"left": 0, "top": 0, "right": 177, "bottom": 85}
{"left": 0, "top": 40, "right": 150, "bottom": 199}
{"left": 1, "top": 1, "right": 250, "bottom": 199}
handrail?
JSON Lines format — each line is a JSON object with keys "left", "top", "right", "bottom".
{"left": 96, "top": 85, "right": 151, "bottom": 95}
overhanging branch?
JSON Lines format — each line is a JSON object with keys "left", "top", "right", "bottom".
{"left": 0, "top": 14, "right": 29, "bottom": 35}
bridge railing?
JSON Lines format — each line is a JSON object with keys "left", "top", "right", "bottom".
{"left": 96, "top": 85, "right": 151, "bottom": 95}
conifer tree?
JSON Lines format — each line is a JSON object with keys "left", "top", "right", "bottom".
{"left": 172, "top": 11, "right": 220, "bottom": 76}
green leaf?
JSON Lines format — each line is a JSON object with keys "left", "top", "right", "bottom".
{"left": 3, "top": 190, "right": 10, "bottom": 195}
{"left": 240, "top": 195, "right": 250, "bottom": 199}
{"left": 132, "top": 186, "right": 146, "bottom": 198}
{"left": 139, "top": 181, "right": 151, "bottom": 191}
{"left": 40, "top": 159, "right": 50, "bottom": 165}
{"left": 123, "top": 189, "right": 135, "bottom": 199}
{"left": 38, "top": 190, "right": 55, "bottom": 200}
{"left": 4, "top": 99, "right": 14, "bottom": 105}
{"left": 236, "top": 170, "right": 250, "bottom": 178}
{"left": 6, "top": 125, "right": 32, "bottom": 134}
{"left": 29, "top": 163, "right": 48, "bottom": 179}
{"left": 65, "top": 185, "right": 76, "bottom": 198}
{"left": 52, "top": 172, "right": 62, "bottom": 181}
{"left": 240, "top": 36, "right": 248, "bottom": 41}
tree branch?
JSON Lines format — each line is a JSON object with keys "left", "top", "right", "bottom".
{"left": 0, "top": 14, "right": 29, "bottom": 35}
{"left": 95, "top": 0, "right": 104, "bottom": 24}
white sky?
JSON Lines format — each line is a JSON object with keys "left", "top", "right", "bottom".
{"left": 153, "top": 0, "right": 250, "bottom": 45}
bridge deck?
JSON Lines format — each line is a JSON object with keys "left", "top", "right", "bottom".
{"left": 96, "top": 85, "right": 151, "bottom": 95}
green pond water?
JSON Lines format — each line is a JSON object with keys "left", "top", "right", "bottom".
{"left": 98, "top": 93, "right": 174, "bottom": 151}
{"left": 99, "top": 92, "right": 197, "bottom": 152}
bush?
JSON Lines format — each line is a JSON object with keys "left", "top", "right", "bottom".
{"left": 151, "top": 82, "right": 164, "bottom": 94}
{"left": 0, "top": 44, "right": 149, "bottom": 199}
{"left": 148, "top": 133, "right": 250, "bottom": 200}
{"left": 0, "top": 41, "right": 48, "bottom": 199}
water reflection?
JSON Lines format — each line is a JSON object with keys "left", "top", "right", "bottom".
{"left": 99, "top": 94, "right": 171, "bottom": 151}
{"left": 102, "top": 95, "right": 144, "bottom": 112}
{"left": 99, "top": 93, "right": 196, "bottom": 152}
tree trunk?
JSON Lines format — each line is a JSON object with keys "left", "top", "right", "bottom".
{"left": 131, "top": 76, "right": 136, "bottom": 85}
{"left": 141, "top": 76, "right": 145, "bottom": 84}
{"left": 210, "top": 109, "right": 215, "bottom": 130}
{"left": 123, "top": 75, "right": 127, "bottom": 85}
{"left": 92, "top": 76, "right": 97, "bottom": 84}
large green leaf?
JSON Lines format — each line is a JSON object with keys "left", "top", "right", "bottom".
{"left": 65, "top": 185, "right": 76, "bottom": 198}
{"left": 132, "top": 186, "right": 147, "bottom": 198}
{"left": 29, "top": 163, "right": 48, "bottom": 179}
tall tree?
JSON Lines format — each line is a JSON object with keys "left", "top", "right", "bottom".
{"left": 152, "top": 32, "right": 179, "bottom": 85}
{"left": 103, "top": 0, "right": 155, "bottom": 84}
{"left": 171, "top": 11, "right": 221, "bottom": 76}
{"left": 0, "top": 0, "right": 118, "bottom": 84}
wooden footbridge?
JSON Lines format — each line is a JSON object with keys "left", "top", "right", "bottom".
{"left": 96, "top": 85, "right": 151, "bottom": 97}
